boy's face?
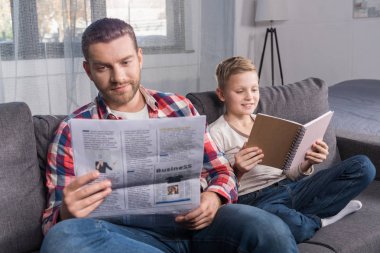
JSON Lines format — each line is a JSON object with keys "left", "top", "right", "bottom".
{"left": 217, "top": 71, "right": 260, "bottom": 116}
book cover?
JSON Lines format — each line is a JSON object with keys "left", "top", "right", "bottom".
{"left": 247, "top": 111, "right": 334, "bottom": 171}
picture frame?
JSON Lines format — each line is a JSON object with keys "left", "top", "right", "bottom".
{"left": 353, "top": 0, "right": 380, "bottom": 18}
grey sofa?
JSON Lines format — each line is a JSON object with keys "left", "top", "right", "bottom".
{"left": 0, "top": 77, "right": 379, "bottom": 253}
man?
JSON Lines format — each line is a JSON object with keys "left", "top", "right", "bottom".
{"left": 41, "top": 18, "right": 298, "bottom": 253}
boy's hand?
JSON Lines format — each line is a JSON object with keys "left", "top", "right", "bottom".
{"left": 60, "top": 170, "right": 112, "bottom": 220}
{"left": 175, "top": 191, "right": 221, "bottom": 230}
{"left": 234, "top": 143, "right": 264, "bottom": 177}
{"left": 303, "top": 140, "right": 329, "bottom": 169}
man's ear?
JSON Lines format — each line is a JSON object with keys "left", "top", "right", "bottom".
{"left": 83, "top": 61, "right": 93, "bottom": 81}
{"left": 138, "top": 48, "right": 143, "bottom": 70}
{"left": 216, "top": 87, "right": 225, "bottom": 102}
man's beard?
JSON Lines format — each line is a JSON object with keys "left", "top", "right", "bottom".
{"left": 104, "top": 80, "right": 141, "bottom": 109}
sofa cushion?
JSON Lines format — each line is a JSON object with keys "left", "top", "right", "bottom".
{"left": 297, "top": 242, "right": 335, "bottom": 252}
{"left": 302, "top": 181, "right": 380, "bottom": 253}
{"left": 186, "top": 91, "right": 225, "bottom": 124}
{"left": 337, "top": 137, "right": 380, "bottom": 180}
{"left": 256, "top": 77, "right": 341, "bottom": 170}
{"left": 0, "top": 102, "right": 45, "bottom": 252}
{"left": 186, "top": 77, "right": 341, "bottom": 171}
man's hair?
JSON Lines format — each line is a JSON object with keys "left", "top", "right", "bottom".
{"left": 215, "top": 56, "right": 257, "bottom": 89}
{"left": 81, "top": 18, "right": 138, "bottom": 60}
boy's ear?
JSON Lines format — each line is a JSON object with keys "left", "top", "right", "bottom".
{"left": 216, "top": 87, "right": 225, "bottom": 102}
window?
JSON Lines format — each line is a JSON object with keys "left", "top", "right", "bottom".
{"left": 106, "top": 0, "right": 185, "bottom": 54}
{"left": 37, "top": 0, "right": 92, "bottom": 43}
{"left": 0, "top": 0, "right": 185, "bottom": 60}
{"left": 0, "top": 0, "right": 12, "bottom": 42}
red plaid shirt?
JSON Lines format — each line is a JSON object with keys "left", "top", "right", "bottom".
{"left": 42, "top": 86, "right": 238, "bottom": 235}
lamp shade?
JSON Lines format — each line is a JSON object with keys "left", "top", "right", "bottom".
{"left": 255, "top": 0, "right": 288, "bottom": 22}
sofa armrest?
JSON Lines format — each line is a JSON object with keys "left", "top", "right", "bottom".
{"left": 337, "top": 136, "right": 380, "bottom": 180}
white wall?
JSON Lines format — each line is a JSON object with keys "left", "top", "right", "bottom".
{"left": 235, "top": 0, "right": 380, "bottom": 87}
{"left": 234, "top": 0, "right": 256, "bottom": 62}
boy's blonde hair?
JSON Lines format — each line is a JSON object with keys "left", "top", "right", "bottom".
{"left": 215, "top": 56, "right": 257, "bottom": 89}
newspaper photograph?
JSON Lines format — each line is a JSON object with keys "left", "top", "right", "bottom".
{"left": 69, "top": 116, "right": 206, "bottom": 218}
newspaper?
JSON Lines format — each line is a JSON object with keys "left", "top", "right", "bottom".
{"left": 69, "top": 116, "right": 206, "bottom": 219}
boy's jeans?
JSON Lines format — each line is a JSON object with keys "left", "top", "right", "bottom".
{"left": 239, "top": 155, "right": 376, "bottom": 243}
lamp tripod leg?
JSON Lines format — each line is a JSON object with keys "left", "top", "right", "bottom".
{"left": 258, "top": 28, "right": 270, "bottom": 80}
{"left": 273, "top": 28, "right": 284, "bottom": 85}
{"left": 270, "top": 28, "right": 274, "bottom": 86}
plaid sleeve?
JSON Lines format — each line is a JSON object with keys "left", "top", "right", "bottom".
{"left": 183, "top": 98, "right": 238, "bottom": 203}
{"left": 201, "top": 130, "right": 238, "bottom": 203}
{"left": 42, "top": 121, "right": 75, "bottom": 235}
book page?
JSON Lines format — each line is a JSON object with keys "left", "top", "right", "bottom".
{"left": 288, "top": 111, "right": 334, "bottom": 171}
{"left": 247, "top": 114, "right": 303, "bottom": 169}
{"left": 70, "top": 116, "right": 206, "bottom": 218}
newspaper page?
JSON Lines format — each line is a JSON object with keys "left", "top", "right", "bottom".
{"left": 69, "top": 116, "right": 206, "bottom": 219}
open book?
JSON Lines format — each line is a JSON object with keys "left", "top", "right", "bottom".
{"left": 247, "top": 111, "right": 334, "bottom": 172}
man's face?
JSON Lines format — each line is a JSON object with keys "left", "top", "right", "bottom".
{"left": 83, "top": 35, "right": 143, "bottom": 111}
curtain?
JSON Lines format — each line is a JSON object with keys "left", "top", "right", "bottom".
{"left": 0, "top": 0, "right": 234, "bottom": 115}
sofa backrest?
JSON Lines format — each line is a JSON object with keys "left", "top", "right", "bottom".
{"left": 186, "top": 77, "right": 341, "bottom": 171}
{"left": 33, "top": 115, "right": 66, "bottom": 185}
{"left": 0, "top": 102, "right": 45, "bottom": 252}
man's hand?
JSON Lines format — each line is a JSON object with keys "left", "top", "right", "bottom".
{"left": 234, "top": 144, "right": 263, "bottom": 179}
{"left": 175, "top": 191, "right": 222, "bottom": 230}
{"left": 60, "top": 171, "right": 112, "bottom": 220}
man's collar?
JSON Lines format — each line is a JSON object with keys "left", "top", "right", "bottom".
{"left": 95, "top": 85, "right": 158, "bottom": 119}
{"left": 139, "top": 86, "right": 158, "bottom": 111}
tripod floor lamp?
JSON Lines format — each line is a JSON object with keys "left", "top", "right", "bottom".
{"left": 255, "top": 0, "right": 288, "bottom": 86}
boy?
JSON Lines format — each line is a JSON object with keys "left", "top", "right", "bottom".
{"left": 209, "top": 56, "right": 375, "bottom": 243}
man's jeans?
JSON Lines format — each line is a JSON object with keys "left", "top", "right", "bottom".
{"left": 41, "top": 204, "right": 298, "bottom": 253}
{"left": 238, "top": 155, "right": 376, "bottom": 243}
